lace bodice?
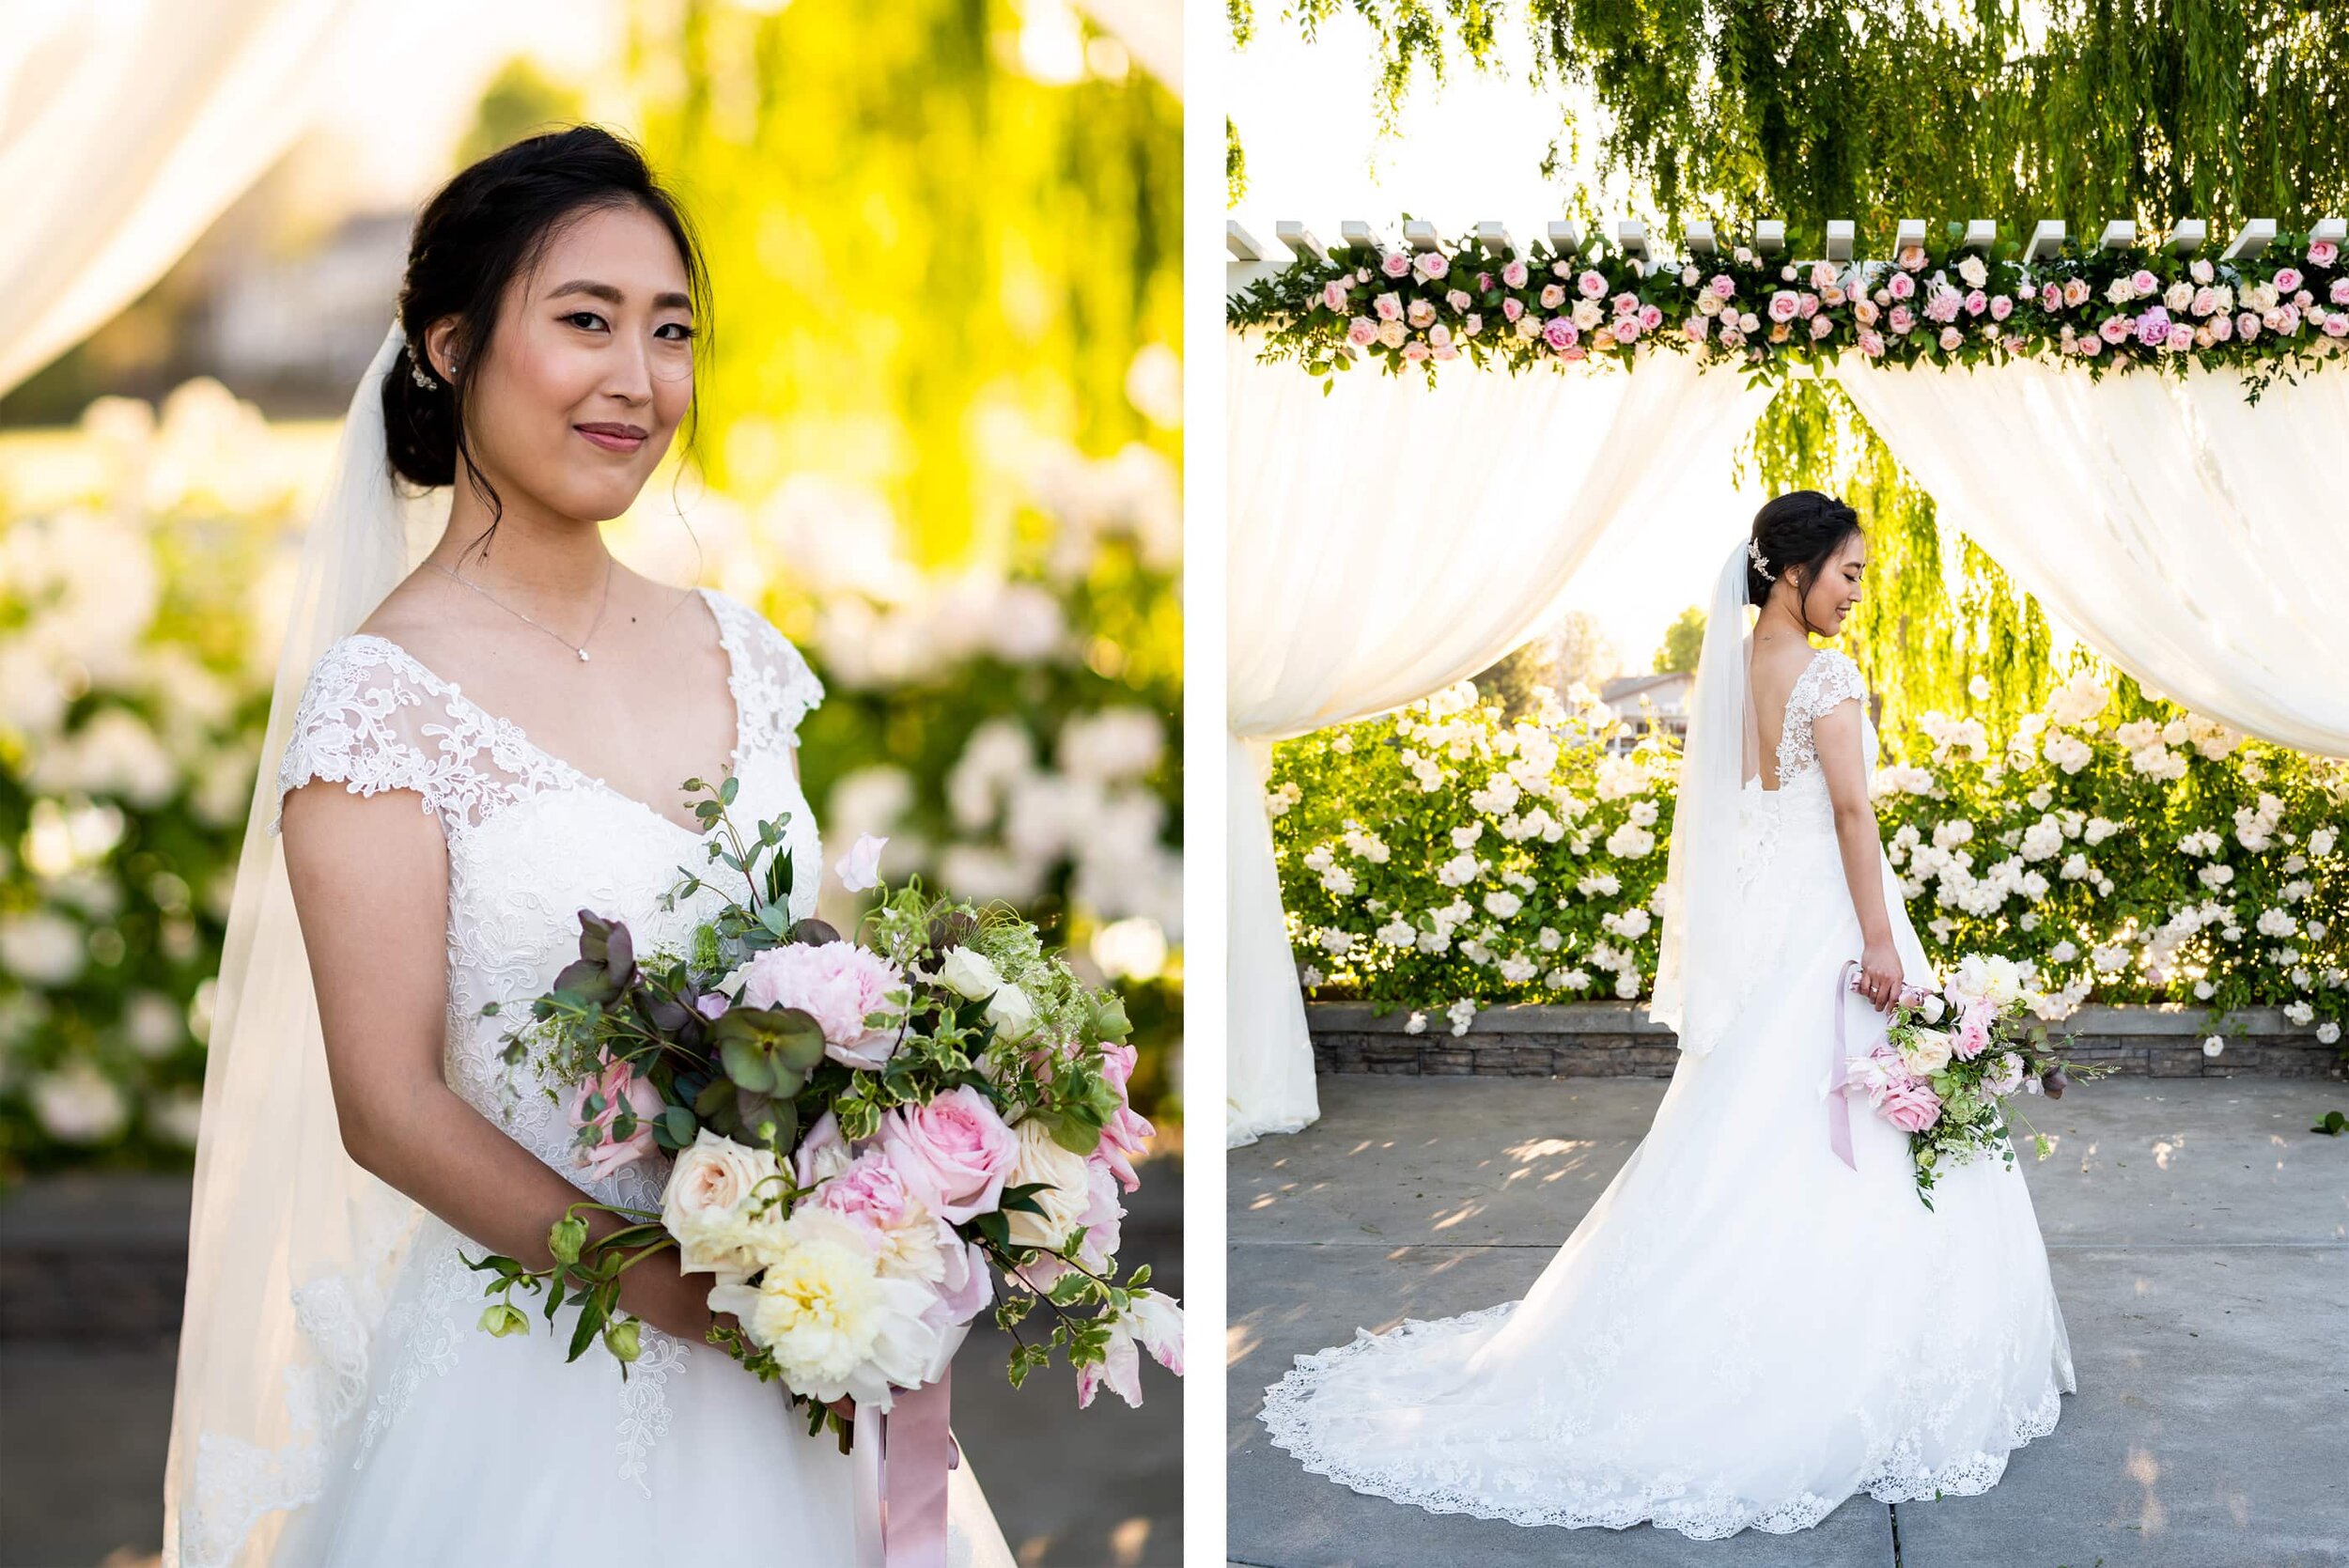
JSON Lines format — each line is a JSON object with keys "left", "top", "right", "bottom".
{"left": 254, "top": 584, "right": 823, "bottom": 1504}
{"left": 1770, "top": 647, "right": 1870, "bottom": 792}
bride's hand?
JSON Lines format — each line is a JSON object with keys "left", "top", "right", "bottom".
{"left": 1859, "top": 936, "right": 1903, "bottom": 1014}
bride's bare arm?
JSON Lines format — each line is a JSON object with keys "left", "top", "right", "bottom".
{"left": 1814, "top": 702, "right": 1901, "bottom": 1012}
{"left": 278, "top": 781, "right": 718, "bottom": 1340}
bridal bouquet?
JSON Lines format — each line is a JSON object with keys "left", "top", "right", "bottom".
{"left": 1843, "top": 953, "right": 2109, "bottom": 1208}
{"left": 461, "top": 776, "right": 1180, "bottom": 1444}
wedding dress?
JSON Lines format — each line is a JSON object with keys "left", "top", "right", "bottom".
{"left": 241, "top": 585, "right": 1016, "bottom": 1567}
{"left": 1260, "top": 642, "right": 2077, "bottom": 1539}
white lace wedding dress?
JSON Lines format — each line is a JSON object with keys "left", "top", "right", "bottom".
{"left": 1261, "top": 647, "right": 2076, "bottom": 1539}
{"left": 248, "top": 586, "right": 1014, "bottom": 1567}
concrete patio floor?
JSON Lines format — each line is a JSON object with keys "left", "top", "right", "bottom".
{"left": 1228, "top": 1076, "right": 2349, "bottom": 1568}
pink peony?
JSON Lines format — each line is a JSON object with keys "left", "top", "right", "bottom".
{"left": 734, "top": 941, "right": 905, "bottom": 1071}
{"left": 879, "top": 1087, "right": 1019, "bottom": 1223}
{"left": 807, "top": 1149, "right": 917, "bottom": 1240}
{"left": 568, "top": 1056, "right": 662, "bottom": 1181}
{"left": 1881, "top": 1080, "right": 1944, "bottom": 1134}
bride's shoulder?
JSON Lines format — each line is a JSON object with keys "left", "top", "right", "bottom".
{"left": 696, "top": 586, "right": 824, "bottom": 742}
{"left": 1802, "top": 646, "right": 1870, "bottom": 713}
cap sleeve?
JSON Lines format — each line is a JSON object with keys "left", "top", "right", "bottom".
{"left": 705, "top": 589, "right": 823, "bottom": 754}
{"left": 1804, "top": 649, "right": 1869, "bottom": 722}
{"left": 269, "top": 638, "right": 473, "bottom": 838}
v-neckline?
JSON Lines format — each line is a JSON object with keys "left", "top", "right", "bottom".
{"left": 349, "top": 584, "right": 745, "bottom": 838}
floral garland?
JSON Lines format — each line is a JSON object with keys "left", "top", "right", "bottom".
{"left": 1226, "top": 227, "right": 2349, "bottom": 399}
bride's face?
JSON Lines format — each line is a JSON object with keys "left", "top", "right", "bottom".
{"left": 1798, "top": 531, "right": 1868, "bottom": 635}
{"left": 448, "top": 203, "right": 697, "bottom": 524}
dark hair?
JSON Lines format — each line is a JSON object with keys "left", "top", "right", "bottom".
{"left": 1748, "top": 490, "right": 1862, "bottom": 629}
{"left": 381, "top": 125, "right": 709, "bottom": 541}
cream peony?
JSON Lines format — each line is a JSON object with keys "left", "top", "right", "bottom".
{"left": 661, "top": 1129, "right": 786, "bottom": 1280}
{"left": 705, "top": 1206, "right": 943, "bottom": 1409}
{"left": 1002, "top": 1116, "right": 1094, "bottom": 1252}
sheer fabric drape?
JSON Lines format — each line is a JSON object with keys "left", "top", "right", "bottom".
{"left": 1224, "top": 334, "right": 1769, "bottom": 1142}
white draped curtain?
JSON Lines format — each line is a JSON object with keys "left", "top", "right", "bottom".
{"left": 0, "top": 0, "right": 358, "bottom": 395}
{"left": 1225, "top": 334, "right": 1771, "bottom": 1143}
{"left": 1835, "top": 358, "right": 2349, "bottom": 756}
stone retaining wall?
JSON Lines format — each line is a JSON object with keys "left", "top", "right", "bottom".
{"left": 1308, "top": 1001, "right": 2345, "bottom": 1079}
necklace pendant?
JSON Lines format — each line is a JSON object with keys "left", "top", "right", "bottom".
{"left": 577, "top": 648, "right": 590, "bottom": 662}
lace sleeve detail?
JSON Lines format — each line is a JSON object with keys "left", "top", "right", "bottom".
{"left": 704, "top": 589, "right": 823, "bottom": 755}
{"left": 268, "top": 639, "right": 463, "bottom": 838}
{"left": 1803, "top": 650, "right": 1868, "bottom": 722}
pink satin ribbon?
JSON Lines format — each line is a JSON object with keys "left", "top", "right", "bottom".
{"left": 1828, "top": 958, "right": 1866, "bottom": 1170}
{"left": 879, "top": 1369, "right": 958, "bottom": 1568}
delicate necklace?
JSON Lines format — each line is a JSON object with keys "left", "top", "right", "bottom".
{"left": 426, "top": 555, "right": 613, "bottom": 662}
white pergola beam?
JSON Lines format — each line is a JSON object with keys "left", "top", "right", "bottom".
{"left": 1471, "top": 221, "right": 1520, "bottom": 258}
{"left": 2098, "top": 220, "right": 2138, "bottom": 250}
{"left": 1825, "top": 221, "right": 1856, "bottom": 262}
{"left": 1614, "top": 220, "right": 1650, "bottom": 267}
{"left": 1685, "top": 221, "right": 1719, "bottom": 257}
{"left": 2314, "top": 217, "right": 2347, "bottom": 248}
{"left": 1961, "top": 219, "right": 1997, "bottom": 252}
{"left": 1753, "top": 220, "right": 1785, "bottom": 256}
{"left": 2221, "top": 219, "right": 2277, "bottom": 260}
{"left": 1275, "top": 221, "right": 1330, "bottom": 265}
{"left": 1339, "top": 220, "right": 1392, "bottom": 256}
{"left": 1226, "top": 220, "right": 1266, "bottom": 261}
{"left": 1401, "top": 220, "right": 1447, "bottom": 253}
{"left": 1895, "top": 218, "right": 1927, "bottom": 255}
{"left": 2165, "top": 220, "right": 2207, "bottom": 255}
{"left": 1547, "top": 220, "right": 1585, "bottom": 256}
{"left": 2024, "top": 220, "right": 2066, "bottom": 262}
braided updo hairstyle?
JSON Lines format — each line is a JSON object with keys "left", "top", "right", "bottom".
{"left": 381, "top": 126, "right": 708, "bottom": 540}
{"left": 1746, "top": 489, "right": 1862, "bottom": 632}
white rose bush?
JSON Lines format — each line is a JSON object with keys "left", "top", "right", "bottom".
{"left": 463, "top": 784, "right": 1179, "bottom": 1442}
{"left": 1269, "top": 669, "right": 2347, "bottom": 1053}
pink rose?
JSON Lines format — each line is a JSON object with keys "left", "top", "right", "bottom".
{"left": 1685, "top": 314, "right": 1711, "bottom": 342}
{"left": 1854, "top": 297, "right": 1879, "bottom": 326}
{"left": 1952, "top": 1001, "right": 1996, "bottom": 1060}
{"left": 1637, "top": 303, "right": 1664, "bottom": 330}
{"left": 1321, "top": 280, "right": 1348, "bottom": 312}
{"left": 1501, "top": 296, "right": 1526, "bottom": 323}
{"left": 807, "top": 1149, "right": 916, "bottom": 1239}
{"left": 1767, "top": 289, "right": 1800, "bottom": 322}
{"left": 1414, "top": 251, "right": 1449, "bottom": 280}
{"left": 1811, "top": 261, "right": 1838, "bottom": 289}
{"left": 1611, "top": 318, "right": 1641, "bottom": 345}
{"left": 1571, "top": 269, "right": 1603, "bottom": 299}
{"left": 2078, "top": 334, "right": 2104, "bottom": 357}
{"left": 1990, "top": 293, "right": 2014, "bottom": 320}
{"left": 2166, "top": 322, "right": 2195, "bottom": 351}
{"left": 2209, "top": 312, "right": 2233, "bottom": 342}
{"left": 1373, "top": 291, "right": 1403, "bottom": 321}
{"left": 1859, "top": 329, "right": 1885, "bottom": 358}
{"left": 2062, "top": 277, "right": 2092, "bottom": 307}
{"left": 1809, "top": 314, "right": 1834, "bottom": 341}
{"left": 1446, "top": 288, "right": 1472, "bottom": 312}
{"left": 1709, "top": 274, "right": 1736, "bottom": 299}
{"left": 1881, "top": 1081, "right": 1943, "bottom": 1134}
{"left": 2237, "top": 311, "right": 2262, "bottom": 340}
{"left": 734, "top": 940, "right": 904, "bottom": 1071}
{"left": 878, "top": 1087, "right": 1018, "bottom": 1223}
{"left": 2324, "top": 313, "right": 2349, "bottom": 339}
{"left": 2040, "top": 283, "right": 2063, "bottom": 312}
{"left": 2099, "top": 315, "right": 2134, "bottom": 343}
{"left": 1938, "top": 325, "right": 1964, "bottom": 350}
{"left": 1559, "top": 344, "right": 1588, "bottom": 361}
{"left": 1380, "top": 250, "right": 1411, "bottom": 278}
{"left": 1610, "top": 290, "right": 1641, "bottom": 317}
{"left": 1897, "top": 245, "right": 1926, "bottom": 272}
{"left": 568, "top": 1056, "right": 662, "bottom": 1181}
{"left": 2310, "top": 241, "right": 2340, "bottom": 268}
{"left": 1539, "top": 282, "right": 1566, "bottom": 311}
{"left": 1402, "top": 342, "right": 1431, "bottom": 363}
{"left": 1889, "top": 304, "right": 1915, "bottom": 334}
{"left": 2274, "top": 267, "right": 2304, "bottom": 294}
{"left": 1543, "top": 318, "right": 1579, "bottom": 351}
{"left": 1501, "top": 257, "right": 1530, "bottom": 289}
{"left": 2128, "top": 269, "right": 2157, "bottom": 297}
{"left": 1797, "top": 291, "right": 1819, "bottom": 318}
{"left": 1887, "top": 272, "right": 1915, "bottom": 301}
{"left": 1963, "top": 288, "right": 1987, "bottom": 317}
{"left": 1346, "top": 317, "right": 1378, "bottom": 346}
{"left": 1405, "top": 298, "right": 1436, "bottom": 329}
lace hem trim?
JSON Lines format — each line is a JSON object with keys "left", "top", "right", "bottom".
{"left": 1257, "top": 1300, "right": 2071, "bottom": 1541}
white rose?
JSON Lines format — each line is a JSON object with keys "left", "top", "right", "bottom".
{"left": 662, "top": 1129, "right": 786, "bottom": 1280}
{"left": 1902, "top": 1029, "right": 1954, "bottom": 1075}
{"left": 985, "top": 983, "right": 1038, "bottom": 1043}
{"left": 936, "top": 946, "right": 1003, "bottom": 1000}
{"left": 1003, "top": 1117, "right": 1093, "bottom": 1251}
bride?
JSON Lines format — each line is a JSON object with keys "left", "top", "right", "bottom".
{"left": 162, "top": 128, "right": 1015, "bottom": 1567}
{"left": 1261, "top": 491, "right": 2076, "bottom": 1539}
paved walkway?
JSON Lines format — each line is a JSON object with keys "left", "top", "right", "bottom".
{"left": 1228, "top": 1077, "right": 2349, "bottom": 1568}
